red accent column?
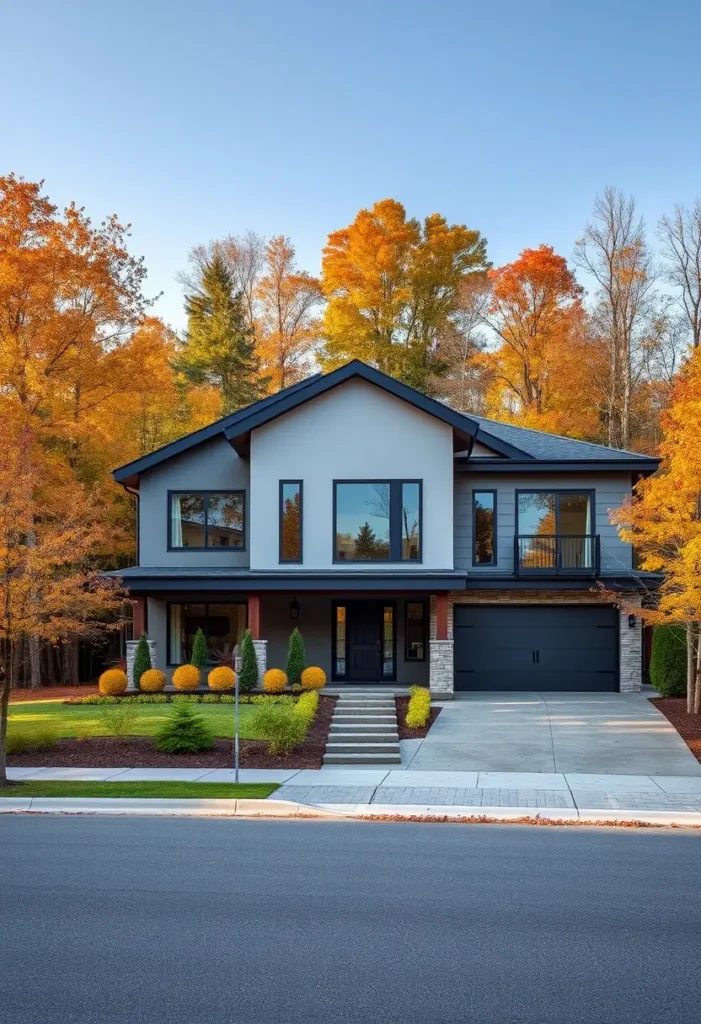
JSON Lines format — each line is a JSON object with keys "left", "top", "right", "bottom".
{"left": 435, "top": 594, "right": 448, "bottom": 641}
{"left": 132, "top": 597, "right": 146, "bottom": 638}
{"left": 248, "top": 595, "right": 261, "bottom": 640}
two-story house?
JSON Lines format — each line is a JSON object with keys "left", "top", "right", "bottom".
{"left": 108, "top": 361, "right": 660, "bottom": 695}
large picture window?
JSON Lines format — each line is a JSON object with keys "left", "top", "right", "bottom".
{"left": 169, "top": 491, "right": 245, "bottom": 550}
{"left": 473, "top": 490, "right": 497, "bottom": 565}
{"left": 279, "top": 481, "right": 303, "bottom": 562}
{"left": 168, "top": 603, "right": 247, "bottom": 665}
{"left": 334, "top": 480, "right": 421, "bottom": 562}
{"left": 517, "top": 491, "right": 593, "bottom": 568}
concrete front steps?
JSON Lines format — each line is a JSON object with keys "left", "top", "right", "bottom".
{"left": 324, "top": 693, "right": 401, "bottom": 765}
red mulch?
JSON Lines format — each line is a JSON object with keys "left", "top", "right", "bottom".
{"left": 652, "top": 698, "right": 701, "bottom": 765}
{"left": 7, "top": 695, "right": 337, "bottom": 770}
{"left": 9, "top": 685, "right": 99, "bottom": 703}
{"left": 395, "top": 697, "right": 441, "bottom": 739}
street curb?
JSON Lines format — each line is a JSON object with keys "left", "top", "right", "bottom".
{"left": 3, "top": 798, "right": 701, "bottom": 827}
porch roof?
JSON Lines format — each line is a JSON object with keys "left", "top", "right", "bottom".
{"left": 102, "top": 566, "right": 467, "bottom": 592}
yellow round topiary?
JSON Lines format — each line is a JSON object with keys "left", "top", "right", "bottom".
{"left": 98, "top": 669, "right": 128, "bottom": 695}
{"left": 172, "top": 664, "right": 201, "bottom": 691}
{"left": 139, "top": 668, "right": 166, "bottom": 692}
{"left": 300, "top": 666, "right": 326, "bottom": 691}
{"left": 208, "top": 666, "right": 235, "bottom": 691}
{"left": 263, "top": 668, "right": 288, "bottom": 693}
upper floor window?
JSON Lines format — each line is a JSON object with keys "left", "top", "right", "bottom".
{"left": 517, "top": 490, "right": 593, "bottom": 569}
{"left": 334, "top": 480, "right": 421, "bottom": 562}
{"left": 169, "top": 491, "right": 245, "bottom": 550}
{"left": 473, "top": 490, "right": 497, "bottom": 565}
{"left": 280, "top": 481, "right": 303, "bottom": 562}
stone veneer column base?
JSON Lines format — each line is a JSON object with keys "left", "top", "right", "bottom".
{"left": 126, "top": 639, "right": 157, "bottom": 691}
{"left": 619, "top": 601, "right": 642, "bottom": 693}
{"left": 429, "top": 640, "right": 454, "bottom": 697}
{"left": 252, "top": 640, "right": 268, "bottom": 684}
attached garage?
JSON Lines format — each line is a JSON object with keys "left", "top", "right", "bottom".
{"left": 453, "top": 605, "right": 619, "bottom": 692}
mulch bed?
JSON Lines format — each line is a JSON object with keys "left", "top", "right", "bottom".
{"left": 9, "top": 685, "right": 99, "bottom": 703}
{"left": 652, "top": 698, "right": 701, "bottom": 765}
{"left": 8, "top": 695, "right": 337, "bottom": 770}
{"left": 395, "top": 697, "right": 441, "bottom": 739}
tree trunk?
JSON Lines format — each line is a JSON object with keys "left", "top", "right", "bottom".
{"left": 695, "top": 626, "right": 701, "bottom": 715}
{"left": 0, "top": 662, "right": 10, "bottom": 784}
{"left": 687, "top": 623, "right": 697, "bottom": 714}
{"left": 29, "top": 636, "right": 41, "bottom": 689}
{"left": 63, "top": 641, "right": 80, "bottom": 686}
{"left": 46, "top": 643, "right": 57, "bottom": 687}
{"left": 12, "top": 638, "right": 23, "bottom": 689}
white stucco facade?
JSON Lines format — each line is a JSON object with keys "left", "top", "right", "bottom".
{"left": 249, "top": 378, "right": 455, "bottom": 571}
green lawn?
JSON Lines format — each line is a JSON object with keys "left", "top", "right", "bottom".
{"left": 0, "top": 781, "right": 279, "bottom": 799}
{"left": 8, "top": 700, "right": 259, "bottom": 741}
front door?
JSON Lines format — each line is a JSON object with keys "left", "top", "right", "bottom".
{"left": 333, "top": 601, "right": 396, "bottom": 682}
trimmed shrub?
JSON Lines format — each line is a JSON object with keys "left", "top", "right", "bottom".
{"left": 133, "top": 634, "right": 152, "bottom": 689}
{"left": 172, "top": 664, "right": 201, "bottom": 691}
{"left": 650, "top": 625, "right": 687, "bottom": 697}
{"left": 154, "top": 702, "right": 214, "bottom": 754}
{"left": 405, "top": 686, "right": 431, "bottom": 729}
{"left": 208, "top": 665, "right": 235, "bottom": 691}
{"left": 191, "top": 627, "right": 208, "bottom": 669}
{"left": 286, "top": 627, "right": 305, "bottom": 687}
{"left": 300, "top": 666, "right": 326, "bottom": 691}
{"left": 139, "top": 668, "right": 166, "bottom": 693}
{"left": 98, "top": 669, "right": 128, "bottom": 695}
{"left": 239, "top": 629, "right": 258, "bottom": 693}
{"left": 251, "top": 702, "right": 307, "bottom": 755}
{"left": 264, "top": 668, "right": 288, "bottom": 693}
{"left": 295, "top": 690, "right": 319, "bottom": 727}
{"left": 96, "top": 703, "right": 140, "bottom": 739}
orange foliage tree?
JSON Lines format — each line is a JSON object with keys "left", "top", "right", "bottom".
{"left": 613, "top": 343, "right": 701, "bottom": 712}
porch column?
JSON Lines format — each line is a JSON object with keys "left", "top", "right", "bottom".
{"left": 247, "top": 595, "right": 266, "bottom": 686}
{"left": 132, "top": 596, "right": 146, "bottom": 638}
{"left": 429, "top": 593, "right": 454, "bottom": 698}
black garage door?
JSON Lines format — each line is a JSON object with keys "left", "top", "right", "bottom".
{"left": 454, "top": 605, "right": 619, "bottom": 692}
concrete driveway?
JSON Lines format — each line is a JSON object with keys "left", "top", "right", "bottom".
{"left": 409, "top": 692, "right": 701, "bottom": 776}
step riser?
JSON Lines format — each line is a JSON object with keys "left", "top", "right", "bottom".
{"left": 325, "top": 694, "right": 400, "bottom": 765}
{"left": 326, "top": 744, "right": 401, "bottom": 755}
{"left": 323, "top": 754, "right": 401, "bottom": 764}
{"left": 332, "top": 717, "right": 396, "bottom": 726}
{"left": 330, "top": 724, "right": 399, "bottom": 733}
{"left": 330, "top": 735, "right": 399, "bottom": 743}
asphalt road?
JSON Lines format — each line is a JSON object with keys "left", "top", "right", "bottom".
{"left": 2, "top": 817, "right": 701, "bottom": 1024}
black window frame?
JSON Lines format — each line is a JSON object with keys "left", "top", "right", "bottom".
{"left": 279, "top": 480, "right": 303, "bottom": 564}
{"left": 167, "top": 489, "right": 246, "bottom": 552}
{"left": 332, "top": 479, "right": 423, "bottom": 564}
{"left": 514, "top": 488, "right": 596, "bottom": 535}
{"left": 404, "top": 599, "right": 427, "bottom": 662}
{"left": 472, "top": 489, "right": 498, "bottom": 567}
{"left": 166, "top": 601, "right": 248, "bottom": 666}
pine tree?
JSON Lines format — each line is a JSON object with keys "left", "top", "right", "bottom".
{"left": 133, "top": 634, "right": 152, "bottom": 690}
{"left": 175, "top": 250, "right": 268, "bottom": 414}
{"left": 154, "top": 703, "right": 214, "bottom": 753}
{"left": 354, "top": 522, "right": 381, "bottom": 559}
{"left": 191, "top": 627, "right": 208, "bottom": 669}
{"left": 239, "top": 629, "right": 259, "bottom": 692}
{"left": 286, "top": 627, "right": 306, "bottom": 686}
{"left": 650, "top": 626, "right": 687, "bottom": 697}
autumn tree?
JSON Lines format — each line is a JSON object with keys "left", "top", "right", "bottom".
{"left": 438, "top": 272, "right": 491, "bottom": 413}
{"left": 175, "top": 250, "right": 268, "bottom": 413}
{"left": 658, "top": 200, "right": 701, "bottom": 350}
{"left": 613, "top": 343, "right": 701, "bottom": 712}
{"left": 321, "top": 198, "right": 489, "bottom": 394}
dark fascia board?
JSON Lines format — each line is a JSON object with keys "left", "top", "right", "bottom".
{"left": 102, "top": 568, "right": 466, "bottom": 593}
{"left": 456, "top": 457, "right": 661, "bottom": 474}
{"left": 463, "top": 573, "right": 663, "bottom": 592}
{"left": 223, "top": 361, "right": 521, "bottom": 457}
{"left": 112, "top": 373, "right": 323, "bottom": 487}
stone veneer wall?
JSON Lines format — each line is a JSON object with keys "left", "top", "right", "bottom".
{"left": 126, "top": 639, "right": 158, "bottom": 691}
{"left": 428, "top": 590, "right": 642, "bottom": 696}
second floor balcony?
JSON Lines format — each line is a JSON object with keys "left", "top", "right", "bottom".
{"left": 515, "top": 534, "right": 601, "bottom": 577}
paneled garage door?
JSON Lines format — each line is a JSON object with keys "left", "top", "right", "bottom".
{"left": 453, "top": 605, "right": 619, "bottom": 692}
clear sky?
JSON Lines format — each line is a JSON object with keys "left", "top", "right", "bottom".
{"left": 2, "top": 0, "right": 699, "bottom": 330}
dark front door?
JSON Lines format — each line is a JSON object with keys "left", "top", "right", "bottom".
{"left": 333, "top": 601, "right": 396, "bottom": 682}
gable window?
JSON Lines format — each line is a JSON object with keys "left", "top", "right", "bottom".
{"left": 405, "top": 601, "right": 427, "bottom": 661}
{"left": 279, "top": 481, "right": 303, "bottom": 562}
{"left": 334, "top": 480, "right": 422, "bottom": 562}
{"left": 169, "top": 491, "right": 245, "bottom": 550}
{"left": 517, "top": 491, "right": 593, "bottom": 568}
{"left": 473, "top": 490, "right": 497, "bottom": 565}
{"left": 168, "top": 603, "right": 247, "bottom": 665}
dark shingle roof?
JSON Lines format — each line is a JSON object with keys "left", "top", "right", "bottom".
{"left": 469, "top": 414, "right": 656, "bottom": 462}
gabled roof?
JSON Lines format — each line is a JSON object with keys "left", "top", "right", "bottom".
{"left": 469, "top": 414, "right": 657, "bottom": 463}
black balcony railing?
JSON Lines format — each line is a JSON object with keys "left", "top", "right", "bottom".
{"left": 515, "top": 535, "right": 601, "bottom": 576}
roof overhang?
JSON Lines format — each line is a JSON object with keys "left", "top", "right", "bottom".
{"left": 456, "top": 457, "right": 661, "bottom": 475}
{"left": 103, "top": 567, "right": 467, "bottom": 593}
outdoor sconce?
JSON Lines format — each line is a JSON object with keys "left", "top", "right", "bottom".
{"left": 628, "top": 614, "right": 637, "bottom": 628}
{"left": 290, "top": 597, "right": 299, "bottom": 621}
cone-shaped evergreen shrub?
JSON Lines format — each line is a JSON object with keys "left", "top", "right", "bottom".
{"left": 133, "top": 635, "right": 152, "bottom": 690}
{"left": 153, "top": 702, "right": 214, "bottom": 753}
{"left": 286, "top": 627, "right": 305, "bottom": 687}
{"left": 191, "top": 627, "right": 208, "bottom": 669}
{"left": 239, "top": 629, "right": 259, "bottom": 692}
{"left": 650, "top": 625, "right": 687, "bottom": 697}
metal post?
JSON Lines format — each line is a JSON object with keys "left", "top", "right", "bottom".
{"left": 234, "top": 661, "right": 240, "bottom": 785}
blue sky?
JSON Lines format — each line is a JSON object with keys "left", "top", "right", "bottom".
{"left": 2, "top": 0, "right": 699, "bottom": 330}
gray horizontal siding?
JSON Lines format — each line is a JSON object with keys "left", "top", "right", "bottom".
{"left": 454, "top": 472, "right": 633, "bottom": 574}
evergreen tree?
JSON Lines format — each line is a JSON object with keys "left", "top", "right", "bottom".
{"left": 133, "top": 634, "right": 152, "bottom": 690}
{"left": 239, "top": 629, "right": 259, "bottom": 692}
{"left": 175, "top": 250, "right": 268, "bottom": 413}
{"left": 650, "top": 626, "right": 687, "bottom": 697}
{"left": 286, "top": 627, "right": 306, "bottom": 686}
{"left": 154, "top": 703, "right": 214, "bottom": 753}
{"left": 354, "top": 522, "right": 383, "bottom": 559}
{"left": 191, "top": 627, "right": 208, "bottom": 669}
